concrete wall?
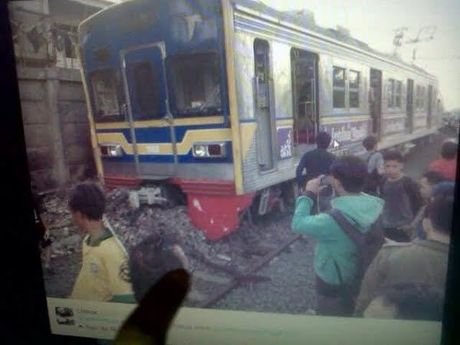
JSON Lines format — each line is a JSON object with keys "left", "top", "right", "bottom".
{"left": 18, "top": 66, "right": 95, "bottom": 191}
{"left": 9, "top": 1, "right": 108, "bottom": 191}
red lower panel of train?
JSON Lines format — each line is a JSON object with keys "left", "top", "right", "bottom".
{"left": 104, "top": 175, "right": 255, "bottom": 241}
{"left": 172, "top": 178, "right": 255, "bottom": 241}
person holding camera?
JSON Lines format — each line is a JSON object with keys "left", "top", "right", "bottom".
{"left": 292, "top": 156, "right": 384, "bottom": 316}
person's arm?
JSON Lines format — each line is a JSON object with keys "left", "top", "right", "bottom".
{"left": 105, "top": 246, "right": 136, "bottom": 303}
{"left": 412, "top": 205, "right": 426, "bottom": 228}
{"left": 405, "top": 177, "right": 424, "bottom": 217}
{"left": 291, "top": 178, "right": 339, "bottom": 241}
{"left": 398, "top": 203, "right": 426, "bottom": 238}
{"left": 355, "top": 248, "right": 390, "bottom": 316}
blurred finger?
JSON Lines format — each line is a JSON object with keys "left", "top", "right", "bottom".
{"left": 115, "top": 269, "right": 190, "bottom": 345}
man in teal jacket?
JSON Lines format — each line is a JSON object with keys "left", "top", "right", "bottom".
{"left": 292, "top": 155, "right": 384, "bottom": 316}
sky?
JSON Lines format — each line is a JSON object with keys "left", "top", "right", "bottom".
{"left": 110, "top": 0, "right": 460, "bottom": 110}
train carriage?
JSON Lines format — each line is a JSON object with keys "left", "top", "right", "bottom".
{"left": 78, "top": 0, "right": 441, "bottom": 241}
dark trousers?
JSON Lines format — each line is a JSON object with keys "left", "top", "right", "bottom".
{"left": 315, "top": 276, "right": 356, "bottom": 317}
{"left": 384, "top": 227, "right": 411, "bottom": 242}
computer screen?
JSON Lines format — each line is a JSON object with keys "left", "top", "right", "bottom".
{"left": 4, "top": 0, "right": 460, "bottom": 344}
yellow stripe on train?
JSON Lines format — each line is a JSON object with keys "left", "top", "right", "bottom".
{"left": 97, "top": 119, "right": 291, "bottom": 159}
{"left": 97, "top": 128, "right": 232, "bottom": 155}
{"left": 94, "top": 116, "right": 225, "bottom": 130}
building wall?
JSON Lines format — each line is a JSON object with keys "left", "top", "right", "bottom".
{"left": 9, "top": 1, "right": 105, "bottom": 191}
{"left": 18, "top": 67, "right": 95, "bottom": 191}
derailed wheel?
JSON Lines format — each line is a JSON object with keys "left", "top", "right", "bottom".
{"left": 160, "top": 184, "right": 186, "bottom": 208}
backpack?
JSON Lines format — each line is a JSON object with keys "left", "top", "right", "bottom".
{"left": 363, "top": 152, "right": 384, "bottom": 195}
{"left": 326, "top": 209, "right": 384, "bottom": 290}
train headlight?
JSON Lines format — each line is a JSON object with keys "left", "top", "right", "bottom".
{"left": 192, "top": 143, "right": 227, "bottom": 158}
{"left": 100, "top": 144, "right": 124, "bottom": 157}
{"left": 193, "top": 144, "right": 208, "bottom": 157}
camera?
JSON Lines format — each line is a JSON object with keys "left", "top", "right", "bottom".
{"left": 319, "top": 175, "right": 329, "bottom": 186}
{"left": 319, "top": 175, "right": 333, "bottom": 197}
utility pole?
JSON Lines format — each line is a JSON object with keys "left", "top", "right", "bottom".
{"left": 392, "top": 27, "right": 408, "bottom": 55}
{"left": 392, "top": 26, "right": 437, "bottom": 63}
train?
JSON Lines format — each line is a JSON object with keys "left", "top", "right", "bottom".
{"left": 77, "top": 0, "right": 442, "bottom": 241}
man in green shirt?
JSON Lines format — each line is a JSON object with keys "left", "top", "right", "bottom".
{"left": 292, "top": 156, "right": 384, "bottom": 316}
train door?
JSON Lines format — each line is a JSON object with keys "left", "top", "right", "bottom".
{"left": 427, "top": 85, "right": 433, "bottom": 128}
{"left": 370, "top": 69, "right": 382, "bottom": 139}
{"left": 121, "top": 43, "right": 176, "bottom": 177}
{"left": 254, "top": 39, "right": 274, "bottom": 171}
{"left": 291, "top": 49, "right": 319, "bottom": 152}
{"left": 406, "top": 79, "right": 414, "bottom": 133}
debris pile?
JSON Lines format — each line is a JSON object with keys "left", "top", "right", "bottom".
{"left": 103, "top": 188, "right": 294, "bottom": 275}
{"left": 43, "top": 193, "right": 81, "bottom": 258}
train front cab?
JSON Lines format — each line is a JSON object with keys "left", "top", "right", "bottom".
{"left": 79, "top": 0, "right": 256, "bottom": 240}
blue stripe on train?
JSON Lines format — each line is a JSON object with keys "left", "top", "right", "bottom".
{"left": 97, "top": 123, "right": 227, "bottom": 144}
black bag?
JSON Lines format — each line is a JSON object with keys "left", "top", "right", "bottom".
{"left": 327, "top": 209, "right": 384, "bottom": 288}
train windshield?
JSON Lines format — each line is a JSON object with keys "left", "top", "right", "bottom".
{"left": 80, "top": 0, "right": 226, "bottom": 122}
{"left": 168, "top": 52, "right": 222, "bottom": 116}
{"left": 90, "top": 69, "right": 124, "bottom": 120}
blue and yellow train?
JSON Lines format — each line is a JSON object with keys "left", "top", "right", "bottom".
{"left": 78, "top": 0, "right": 441, "bottom": 240}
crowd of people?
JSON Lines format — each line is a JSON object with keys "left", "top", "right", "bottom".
{"left": 293, "top": 132, "right": 456, "bottom": 320}
{"left": 33, "top": 132, "right": 457, "bottom": 323}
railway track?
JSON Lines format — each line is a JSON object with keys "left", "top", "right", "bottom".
{"left": 186, "top": 233, "right": 301, "bottom": 308}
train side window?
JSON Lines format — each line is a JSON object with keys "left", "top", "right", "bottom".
{"left": 387, "top": 79, "right": 402, "bottom": 109}
{"left": 333, "top": 66, "right": 346, "bottom": 108}
{"left": 421, "top": 86, "right": 426, "bottom": 110}
{"left": 388, "top": 79, "right": 395, "bottom": 108}
{"left": 395, "top": 81, "right": 402, "bottom": 108}
{"left": 416, "top": 85, "right": 426, "bottom": 111}
{"left": 349, "top": 70, "right": 360, "bottom": 108}
{"left": 254, "top": 39, "right": 270, "bottom": 109}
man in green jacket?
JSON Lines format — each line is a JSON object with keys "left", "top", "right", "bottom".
{"left": 292, "top": 155, "right": 384, "bottom": 316}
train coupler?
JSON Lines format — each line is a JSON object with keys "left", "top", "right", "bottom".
{"left": 128, "top": 187, "right": 168, "bottom": 208}
{"left": 258, "top": 187, "right": 285, "bottom": 216}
